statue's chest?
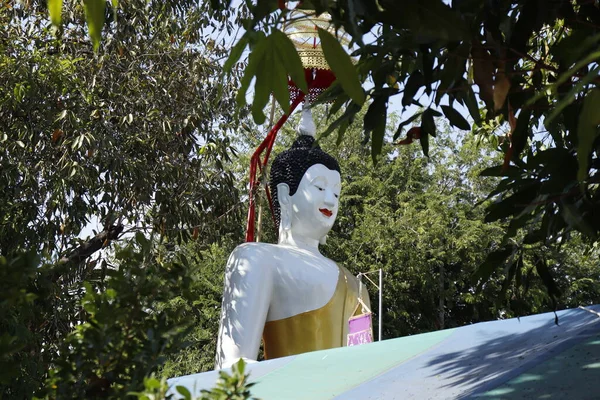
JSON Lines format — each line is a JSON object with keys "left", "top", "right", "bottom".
{"left": 267, "top": 255, "right": 340, "bottom": 321}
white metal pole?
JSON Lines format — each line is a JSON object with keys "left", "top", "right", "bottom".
{"left": 379, "top": 268, "right": 383, "bottom": 341}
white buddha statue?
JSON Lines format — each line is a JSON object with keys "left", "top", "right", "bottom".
{"left": 215, "top": 107, "right": 370, "bottom": 369}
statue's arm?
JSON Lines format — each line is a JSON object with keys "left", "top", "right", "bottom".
{"left": 215, "top": 244, "right": 273, "bottom": 369}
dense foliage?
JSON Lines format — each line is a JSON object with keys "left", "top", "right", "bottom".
{"left": 1, "top": 1, "right": 242, "bottom": 258}
{"left": 1, "top": 1, "right": 244, "bottom": 397}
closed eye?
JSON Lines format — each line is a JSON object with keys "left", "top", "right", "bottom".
{"left": 334, "top": 194, "right": 339, "bottom": 199}
{"left": 315, "top": 186, "right": 324, "bottom": 191}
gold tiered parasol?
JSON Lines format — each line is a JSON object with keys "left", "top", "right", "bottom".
{"left": 283, "top": 9, "right": 352, "bottom": 103}
{"left": 285, "top": 10, "right": 338, "bottom": 69}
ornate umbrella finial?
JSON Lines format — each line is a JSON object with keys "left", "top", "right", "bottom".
{"left": 297, "top": 103, "right": 316, "bottom": 137}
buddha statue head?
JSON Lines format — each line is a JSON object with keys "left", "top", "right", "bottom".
{"left": 270, "top": 107, "right": 341, "bottom": 247}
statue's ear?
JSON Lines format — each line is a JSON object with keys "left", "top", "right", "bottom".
{"left": 276, "top": 183, "right": 292, "bottom": 242}
{"left": 277, "top": 183, "right": 291, "bottom": 206}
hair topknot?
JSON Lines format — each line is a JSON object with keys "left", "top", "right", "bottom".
{"left": 269, "top": 135, "right": 341, "bottom": 229}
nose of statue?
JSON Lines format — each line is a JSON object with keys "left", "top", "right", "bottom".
{"left": 324, "top": 190, "right": 337, "bottom": 208}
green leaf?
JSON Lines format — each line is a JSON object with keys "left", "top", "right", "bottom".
{"left": 252, "top": 50, "right": 272, "bottom": 124}
{"left": 318, "top": 28, "right": 365, "bottom": 106}
{"left": 236, "top": 33, "right": 267, "bottom": 107}
{"left": 511, "top": 108, "right": 532, "bottom": 161}
{"left": 523, "top": 229, "right": 545, "bottom": 245}
{"left": 461, "top": 87, "right": 481, "bottom": 125}
{"left": 145, "top": 377, "right": 161, "bottom": 390}
{"left": 552, "top": 31, "right": 600, "bottom": 67}
{"left": 236, "top": 357, "right": 246, "bottom": 375}
{"left": 224, "top": 35, "right": 249, "bottom": 74}
{"left": 421, "top": 108, "right": 436, "bottom": 138}
{"left": 328, "top": 87, "right": 349, "bottom": 117}
{"left": 419, "top": 130, "right": 429, "bottom": 157}
{"left": 315, "top": 82, "right": 345, "bottom": 107}
{"left": 176, "top": 385, "right": 192, "bottom": 400}
{"left": 502, "top": 213, "right": 535, "bottom": 243}
{"left": 472, "top": 247, "right": 513, "bottom": 285}
{"left": 561, "top": 201, "right": 597, "bottom": 238}
{"left": 577, "top": 88, "right": 600, "bottom": 183}
{"left": 336, "top": 119, "right": 350, "bottom": 146}
{"left": 386, "top": 1, "right": 467, "bottom": 42}
{"left": 364, "top": 96, "right": 388, "bottom": 164}
{"left": 545, "top": 67, "right": 599, "bottom": 126}
{"left": 499, "top": 252, "right": 521, "bottom": 301}
{"left": 402, "top": 71, "right": 424, "bottom": 107}
{"left": 441, "top": 105, "right": 470, "bottom": 130}
{"left": 135, "top": 231, "right": 150, "bottom": 252}
{"left": 515, "top": 259, "right": 523, "bottom": 289}
{"left": 417, "top": 1, "right": 467, "bottom": 41}
{"left": 485, "top": 184, "right": 539, "bottom": 222}
{"left": 321, "top": 102, "right": 361, "bottom": 139}
{"left": 526, "top": 51, "right": 600, "bottom": 108}
{"left": 83, "top": 0, "right": 106, "bottom": 51}
{"left": 272, "top": 29, "right": 308, "bottom": 95}
{"left": 252, "top": 0, "right": 279, "bottom": 24}
{"left": 534, "top": 256, "right": 561, "bottom": 299}
{"left": 48, "top": 0, "right": 63, "bottom": 27}
{"left": 110, "top": 0, "right": 118, "bottom": 21}
{"left": 270, "top": 51, "right": 290, "bottom": 112}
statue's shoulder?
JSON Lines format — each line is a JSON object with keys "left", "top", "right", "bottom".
{"left": 233, "top": 241, "right": 278, "bottom": 252}
{"left": 228, "top": 242, "right": 280, "bottom": 262}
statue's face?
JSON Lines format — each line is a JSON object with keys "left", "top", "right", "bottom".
{"left": 289, "top": 163, "right": 341, "bottom": 240}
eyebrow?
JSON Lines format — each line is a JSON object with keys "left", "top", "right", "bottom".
{"left": 308, "top": 171, "right": 341, "bottom": 186}
{"left": 309, "top": 176, "right": 327, "bottom": 184}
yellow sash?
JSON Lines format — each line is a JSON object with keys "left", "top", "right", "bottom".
{"left": 262, "top": 266, "right": 368, "bottom": 360}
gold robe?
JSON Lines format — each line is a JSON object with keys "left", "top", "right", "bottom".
{"left": 262, "top": 266, "right": 369, "bottom": 360}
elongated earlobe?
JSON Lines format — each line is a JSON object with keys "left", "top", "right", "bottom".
{"left": 281, "top": 205, "right": 291, "bottom": 232}
{"left": 277, "top": 183, "right": 292, "bottom": 244}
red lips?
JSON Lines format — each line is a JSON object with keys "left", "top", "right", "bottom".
{"left": 319, "top": 208, "right": 333, "bottom": 217}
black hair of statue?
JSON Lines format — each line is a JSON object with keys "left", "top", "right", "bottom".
{"left": 269, "top": 135, "right": 341, "bottom": 229}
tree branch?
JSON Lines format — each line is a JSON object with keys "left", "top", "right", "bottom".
{"left": 58, "top": 224, "right": 124, "bottom": 266}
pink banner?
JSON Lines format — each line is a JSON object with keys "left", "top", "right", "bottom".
{"left": 347, "top": 313, "right": 374, "bottom": 346}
